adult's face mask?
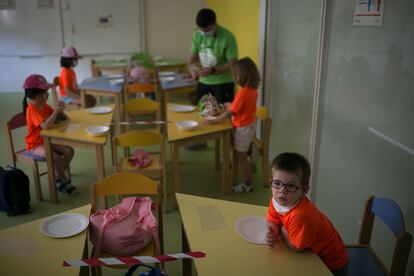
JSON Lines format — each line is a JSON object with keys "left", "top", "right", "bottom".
{"left": 200, "top": 30, "right": 215, "bottom": 37}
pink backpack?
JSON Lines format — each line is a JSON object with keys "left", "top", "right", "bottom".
{"left": 89, "top": 196, "right": 160, "bottom": 257}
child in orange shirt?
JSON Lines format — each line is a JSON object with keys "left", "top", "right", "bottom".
{"left": 59, "top": 46, "right": 96, "bottom": 107}
{"left": 205, "top": 57, "right": 258, "bottom": 192}
{"left": 266, "top": 152, "right": 348, "bottom": 274}
{"left": 23, "top": 74, "right": 78, "bottom": 196}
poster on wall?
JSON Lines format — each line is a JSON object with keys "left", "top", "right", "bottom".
{"left": 37, "top": 0, "right": 54, "bottom": 10}
{"left": 353, "top": 0, "right": 384, "bottom": 26}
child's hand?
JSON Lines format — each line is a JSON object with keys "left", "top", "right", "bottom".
{"left": 266, "top": 222, "right": 281, "bottom": 248}
{"left": 56, "top": 101, "right": 65, "bottom": 112}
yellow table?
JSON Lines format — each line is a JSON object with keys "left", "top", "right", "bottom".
{"left": 167, "top": 104, "right": 232, "bottom": 198}
{"left": 176, "top": 193, "right": 332, "bottom": 276}
{"left": 41, "top": 106, "right": 114, "bottom": 202}
{"left": 79, "top": 77, "right": 123, "bottom": 135}
{"left": 0, "top": 205, "right": 91, "bottom": 276}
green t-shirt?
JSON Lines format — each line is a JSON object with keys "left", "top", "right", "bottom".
{"left": 190, "top": 25, "right": 238, "bottom": 85}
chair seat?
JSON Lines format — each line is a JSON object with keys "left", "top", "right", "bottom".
{"left": 120, "top": 154, "right": 163, "bottom": 178}
{"left": 18, "top": 149, "right": 46, "bottom": 162}
{"left": 346, "top": 247, "right": 386, "bottom": 276}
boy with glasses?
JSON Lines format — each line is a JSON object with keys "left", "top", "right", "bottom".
{"left": 266, "top": 153, "right": 348, "bottom": 275}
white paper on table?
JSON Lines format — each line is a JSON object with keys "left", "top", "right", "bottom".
{"left": 59, "top": 123, "right": 82, "bottom": 133}
{"left": 0, "top": 239, "right": 44, "bottom": 256}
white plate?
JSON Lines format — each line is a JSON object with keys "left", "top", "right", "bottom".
{"left": 158, "top": 71, "right": 175, "bottom": 77}
{"left": 39, "top": 213, "right": 89, "bottom": 238}
{"left": 170, "top": 105, "right": 195, "bottom": 113}
{"left": 87, "top": 106, "right": 113, "bottom": 114}
{"left": 85, "top": 125, "right": 110, "bottom": 137}
{"left": 160, "top": 76, "right": 175, "bottom": 83}
{"left": 175, "top": 120, "right": 199, "bottom": 131}
{"left": 234, "top": 216, "right": 267, "bottom": 245}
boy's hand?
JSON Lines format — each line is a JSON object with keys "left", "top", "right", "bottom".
{"left": 266, "top": 222, "right": 281, "bottom": 248}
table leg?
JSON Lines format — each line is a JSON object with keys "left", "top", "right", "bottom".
{"left": 182, "top": 224, "right": 191, "bottom": 276}
{"left": 96, "top": 145, "right": 105, "bottom": 181}
{"left": 114, "top": 95, "right": 121, "bottom": 135}
{"left": 44, "top": 137, "right": 58, "bottom": 202}
{"left": 214, "top": 139, "right": 220, "bottom": 170}
{"left": 222, "top": 131, "right": 231, "bottom": 194}
{"left": 172, "top": 143, "right": 180, "bottom": 208}
{"left": 80, "top": 90, "right": 86, "bottom": 108}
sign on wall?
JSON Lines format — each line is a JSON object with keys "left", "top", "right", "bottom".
{"left": 353, "top": 0, "right": 384, "bottom": 26}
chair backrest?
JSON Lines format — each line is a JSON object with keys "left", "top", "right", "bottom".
{"left": 125, "top": 82, "right": 157, "bottom": 95}
{"left": 51, "top": 76, "right": 59, "bottom": 107}
{"left": 5, "top": 112, "right": 26, "bottom": 166}
{"left": 112, "top": 130, "right": 165, "bottom": 167}
{"left": 359, "top": 196, "right": 412, "bottom": 276}
{"left": 255, "top": 106, "right": 272, "bottom": 150}
{"left": 124, "top": 98, "right": 160, "bottom": 114}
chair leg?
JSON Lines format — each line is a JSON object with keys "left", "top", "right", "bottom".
{"left": 162, "top": 170, "right": 167, "bottom": 214}
{"left": 31, "top": 161, "right": 43, "bottom": 201}
{"left": 215, "top": 139, "right": 220, "bottom": 170}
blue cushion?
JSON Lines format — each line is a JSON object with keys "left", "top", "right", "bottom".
{"left": 21, "top": 150, "right": 46, "bottom": 162}
{"left": 346, "top": 247, "right": 386, "bottom": 276}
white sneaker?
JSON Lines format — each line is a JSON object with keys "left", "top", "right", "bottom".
{"left": 232, "top": 182, "right": 253, "bottom": 193}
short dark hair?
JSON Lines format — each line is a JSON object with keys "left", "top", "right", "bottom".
{"left": 60, "top": 57, "right": 75, "bottom": 68}
{"left": 196, "top": 8, "right": 216, "bottom": 28}
{"left": 272, "top": 153, "right": 311, "bottom": 186}
{"left": 232, "top": 57, "right": 260, "bottom": 89}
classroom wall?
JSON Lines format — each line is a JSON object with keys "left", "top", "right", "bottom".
{"left": 206, "top": 0, "right": 260, "bottom": 65}
{"left": 144, "top": 0, "right": 205, "bottom": 60}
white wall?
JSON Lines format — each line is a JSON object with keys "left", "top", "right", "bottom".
{"left": 144, "top": 0, "right": 205, "bottom": 60}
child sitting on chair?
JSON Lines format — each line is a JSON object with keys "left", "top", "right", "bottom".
{"left": 23, "top": 74, "right": 78, "bottom": 196}
{"left": 205, "top": 57, "right": 258, "bottom": 192}
{"left": 266, "top": 152, "right": 348, "bottom": 275}
{"left": 59, "top": 46, "right": 96, "bottom": 107}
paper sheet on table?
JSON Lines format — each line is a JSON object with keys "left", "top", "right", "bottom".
{"left": 196, "top": 205, "right": 227, "bottom": 231}
{"left": 0, "top": 239, "right": 44, "bottom": 256}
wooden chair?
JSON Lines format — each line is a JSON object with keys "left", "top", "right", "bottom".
{"left": 232, "top": 106, "right": 272, "bottom": 187}
{"left": 346, "top": 196, "right": 412, "bottom": 276}
{"left": 90, "top": 172, "right": 164, "bottom": 276}
{"left": 4, "top": 113, "right": 46, "bottom": 201}
{"left": 123, "top": 98, "right": 161, "bottom": 133}
{"left": 113, "top": 131, "right": 167, "bottom": 210}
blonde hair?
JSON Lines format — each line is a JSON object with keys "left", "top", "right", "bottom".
{"left": 231, "top": 57, "right": 260, "bottom": 89}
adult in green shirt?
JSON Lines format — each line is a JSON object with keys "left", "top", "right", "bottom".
{"left": 189, "top": 8, "right": 238, "bottom": 104}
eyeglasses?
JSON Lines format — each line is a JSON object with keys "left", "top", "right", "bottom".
{"left": 270, "top": 179, "right": 300, "bottom": 192}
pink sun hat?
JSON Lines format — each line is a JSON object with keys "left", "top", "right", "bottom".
{"left": 61, "top": 46, "right": 82, "bottom": 59}
{"left": 22, "top": 74, "right": 53, "bottom": 90}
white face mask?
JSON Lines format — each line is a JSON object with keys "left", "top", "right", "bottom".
{"left": 200, "top": 30, "right": 215, "bottom": 37}
{"left": 272, "top": 198, "right": 300, "bottom": 214}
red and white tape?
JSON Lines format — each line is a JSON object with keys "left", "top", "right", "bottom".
{"left": 63, "top": 251, "right": 206, "bottom": 267}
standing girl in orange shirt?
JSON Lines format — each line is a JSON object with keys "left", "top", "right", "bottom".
{"left": 205, "top": 57, "right": 259, "bottom": 192}
{"left": 23, "top": 74, "right": 78, "bottom": 196}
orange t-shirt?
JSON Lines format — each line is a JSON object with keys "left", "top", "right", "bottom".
{"left": 267, "top": 196, "right": 348, "bottom": 271}
{"left": 25, "top": 103, "right": 53, "bottom": 150}
{"left": 229, "top": 87, "right": 257, "bottom": 128}
{"left": 59, "top": 67, "right": 77, "bottom": 97}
